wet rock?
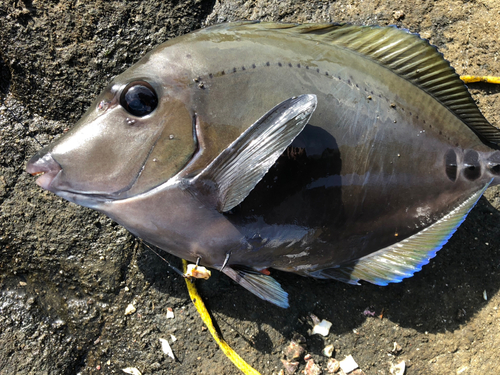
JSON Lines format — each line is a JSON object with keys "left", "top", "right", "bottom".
{"left": 2, "top": 1, "right": 500, "bottom": 375}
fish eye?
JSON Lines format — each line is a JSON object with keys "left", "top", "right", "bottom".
{"left": 120, "top": 81, "right": 158, "bottom": 117}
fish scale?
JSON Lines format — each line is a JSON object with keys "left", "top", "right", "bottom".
{"left": 27, "top": 22, "right": 500, "bottom": 308}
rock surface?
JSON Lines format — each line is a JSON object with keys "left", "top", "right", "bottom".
{"left": 1, "top": 0, "right": 500, "bottom": 374}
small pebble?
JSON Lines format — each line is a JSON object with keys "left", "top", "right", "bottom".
{"left": 304, "top": 356, "right": 321, "bottom": 375}
{"left": 281, "top": 358, "right": 299, "bottom": 375}
{"left": 124, "top": 304, "right": 136, "bottom": 315}
{"left": 326, "top": 358, "right": 340, "bottom": 373}
{"left": 310, "top": 314, "right": 321, "bottom": 325}
{"left": 284, "top": 339, "right": 305, "bottom": 360}
{"left": 323, "top": 344, "right": 335, "bottom": 357}
{"left": 393, "top": 10, "right": 405, "bottom": 20}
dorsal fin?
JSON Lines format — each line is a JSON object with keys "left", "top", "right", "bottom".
{"left": 311, "top": 181, "right": 492, "bottom": 285}
{"left": 215, "top": 22, "right": 500, "bottom": 145}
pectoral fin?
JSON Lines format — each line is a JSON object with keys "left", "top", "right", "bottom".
{"left": 222, "top": 265, "right": 289, "bottom": 308}
{"left": 191, "top": 94, "right": 317, "bottom": 212}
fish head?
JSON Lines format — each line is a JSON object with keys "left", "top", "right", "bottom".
{"left": 26, "top": 46, "right": 196, "bottom": 206}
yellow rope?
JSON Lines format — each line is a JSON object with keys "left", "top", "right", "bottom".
{"left": 182, "top": 260, "right": 261, "bottom": 375}
{"left": 460, "top": 75, "right": 500, "bottom": 84}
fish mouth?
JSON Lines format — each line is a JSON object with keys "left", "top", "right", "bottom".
{"left": 27, "top": 152, "right": 109, "bottom": 207}
{"left": 26, "top": 141, "right": 161, "bottom": 203}
{"left": 26, "top": 152, "right": 63, "bottom": 191}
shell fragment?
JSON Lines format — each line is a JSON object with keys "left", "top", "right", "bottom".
{"left": 312, "top": 319, "right": 332, "bottom": 336}
{"left": 159, "top": 338, "right": 175, "bottom": 360}
{"left": 166, "top": 307, "right": 174, "bottom": 319}
{"left": 122, "top": 368, "right": 142, "bottom": 375}
{"left": 339, "top": 355, "right": 359, "bottom": 374}
{"left": 390, "top": 360, "right": 406, "bottom": 375}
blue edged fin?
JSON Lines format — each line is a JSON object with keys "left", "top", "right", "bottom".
{"left": 313, "top": 181, "right": 492, "bottom": 286}
{"left": 191, "top": 94, "right": 317, "bottom": 212}
{"left": 222, "top": 266, "right": 289, "bottom": 308}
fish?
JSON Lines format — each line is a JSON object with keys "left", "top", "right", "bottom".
{"left": 26, "top": 22, "right": 500, "bottom": 308}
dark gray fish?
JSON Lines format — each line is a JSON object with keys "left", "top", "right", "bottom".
{"left": 27, "top": 22, "right": 500, "bottom": 308}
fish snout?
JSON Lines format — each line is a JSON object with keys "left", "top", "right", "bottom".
{"left": 26, "top": 152, "right": 62, "bottom": 191}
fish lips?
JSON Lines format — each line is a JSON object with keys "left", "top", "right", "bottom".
{"left": 26, "top": 146, "right": 170, "bottom": 209}
{"left": 27, "top": 151, "right": 112, "bottom": 207}
{"left": 26, "top": 151, "right": 63, "bottom": 191}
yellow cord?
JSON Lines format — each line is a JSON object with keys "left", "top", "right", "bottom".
{"left": 182, "top": 260, "right": 262, "bottom": 375}
{"left": 460, "top": 75, "right": 500, "bottom": 84}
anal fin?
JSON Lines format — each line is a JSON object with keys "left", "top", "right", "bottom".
{"left": 312, "top": 181, "right": 492, "bottom": 286}
{"left": 222, "top": 265, "right": 289, "bottom": 308}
